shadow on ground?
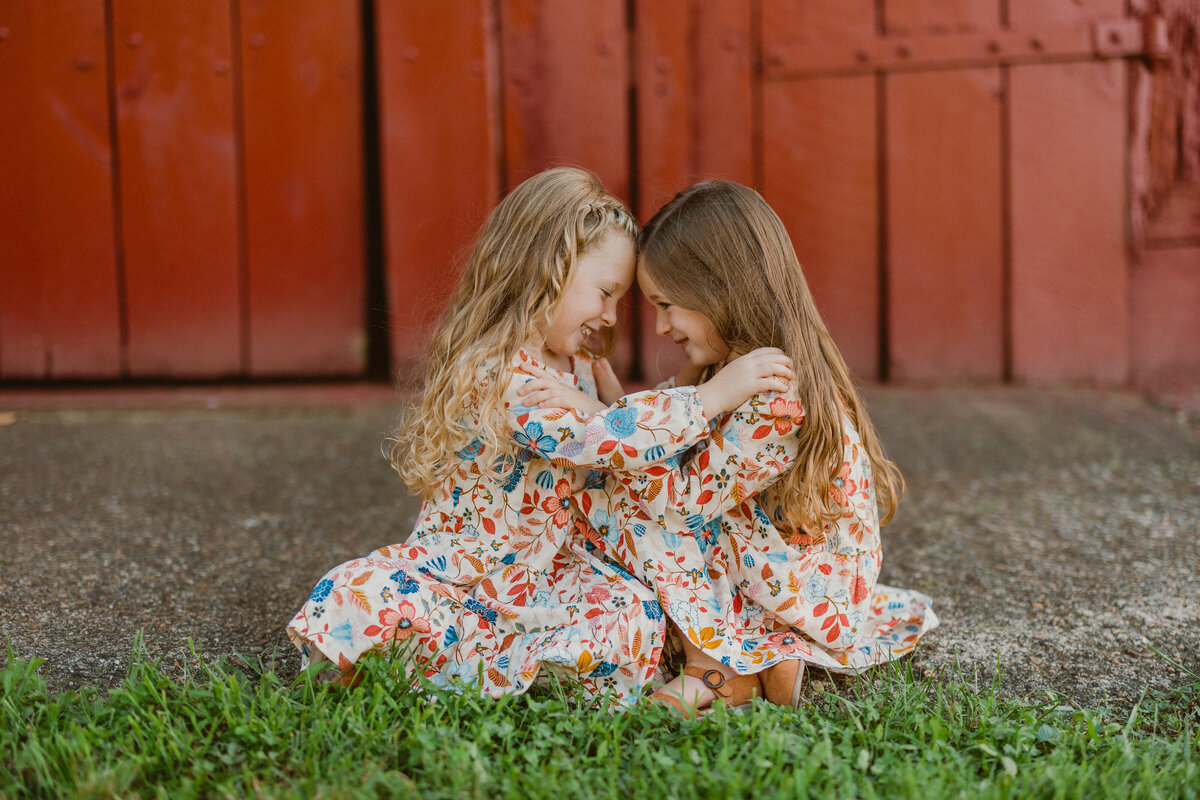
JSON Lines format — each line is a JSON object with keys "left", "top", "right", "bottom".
{"left": 1, "top": 387, "right": 1196, "bottom": 705}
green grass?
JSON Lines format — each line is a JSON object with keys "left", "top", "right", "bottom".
{"left": 1, "top": 643, "right": 1197, "bottom": 800}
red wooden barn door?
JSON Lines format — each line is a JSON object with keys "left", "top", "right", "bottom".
{"left": 0, "top": 2, "right": 122, "bottom": 379}
{"left": 760, "top": 0, "right": 1148, "bottom": 384}
{"left": 1, "top": 1, "right": 365, "bottom": 381}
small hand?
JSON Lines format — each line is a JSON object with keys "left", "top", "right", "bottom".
{"left": 515, "top": 366, "right": 607, "bottom": 414}
{"left": 695, "top": 347, "right": 795, "bottom": 418}
{"left": 592, "top": 357, "right": 624, "bottom": 405}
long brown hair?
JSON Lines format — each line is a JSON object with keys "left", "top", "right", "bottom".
{"left": 389, "top": 166, "right": 637, "bottom": 497}
{"left": 639, "top": 180, "right": 903, "bottom": 529}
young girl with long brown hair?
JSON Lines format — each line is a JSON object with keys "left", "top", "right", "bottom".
{"left": 286, "top": 167, "right": 792, "bottom": 701}
{"left": 520, "top": 180, "right": 938, "bottom": 714}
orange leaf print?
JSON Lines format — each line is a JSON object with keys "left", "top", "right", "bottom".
{"left": 696, "top": 490, "right": 714, "bottom": 505}
{"left": 349, "top": 588, "right": 371, "bottom": 613}
{"left": 632, "top": 629, "right": 643, "bottom": 656}
{"left": 688, "top": 625, "right": 723, "bottom": 650}
{"left": 777, "top": 596, "right": 798, "bottom": 612}
{"left": 487, "top": 668, "right": 511, "bottom": 687}
{"left": 752, "top": 425, "right": 774, "bottom": 439}
{"left": 350, "top": 571, "right": 374, "bottom": 587}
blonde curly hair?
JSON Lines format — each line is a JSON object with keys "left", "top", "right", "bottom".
{"left": 389, "top": 167, "right": 637, "bottom": 498}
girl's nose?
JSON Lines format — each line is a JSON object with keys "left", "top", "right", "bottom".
{"left": 600, "top": 300, "right": 617, "bottom": 327}
{"left": 654, "top": 308, "right": 671, "bottom": 337}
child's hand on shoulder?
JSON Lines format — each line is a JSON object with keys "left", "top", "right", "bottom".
{"left": 592, "top": 357, "right": 624, "bottom": 405}
{"left": 515, "top": 364, "right": 607, "bottom": 415}
{"left": 696, "top": 347, "right": 794, "bottom": 417}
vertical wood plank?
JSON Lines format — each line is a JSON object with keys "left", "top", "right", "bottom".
{"left": 633, "top": 0, "right": 690, "bottom": 384}
{"left": 500, "top": 0, "right": 634, "bottom": 377}
{"left": 376, "top": 0, "right": 500, "bottom": 374}
{"left": 886, "top": 69, "right": 1004, "bottom": 380}
{"left": 113, "top": 0, "right": 241, "bottom": 376}
{"left": 499, "top": 0, "right": 629, "bottom": 198}
{"left": 1009, "top": 59, "right": 1128, "bottom": 383}
{"left": 694, "top": 2, "right": 753, "bottom": 184}
{"left": 762, "top": 77, "right": 879, "bottom": 379}
{"left": 1131, "top": 247, "right": 1200, "bottom": 394}
{"left": 761, "top": 0, "right": 880, "bottom": 379}
{"left": 634, "top": 0, "right": 690, "bottom": 218}
{"left": 0, "top": 2, "right": 121, "bottom": 379}
{"left": 239, "top": 0, "right": 365, "bottom": 376}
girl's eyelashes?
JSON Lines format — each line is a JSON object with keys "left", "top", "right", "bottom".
{"left": 600, "top": 288, "right": 612, "bottom": 299}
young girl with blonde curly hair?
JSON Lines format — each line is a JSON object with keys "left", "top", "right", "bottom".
{"left": 286, "top": 167, "right": 792, "bottom": 700}
{"left": 520, "top": 180, "right": 938, "bottom": 715}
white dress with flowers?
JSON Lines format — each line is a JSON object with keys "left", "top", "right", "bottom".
{"left": 287, "top": 350, "right": 710, "bottom": 702}
{"left": 574, "top": 391, "right": 938, "bottom": 676}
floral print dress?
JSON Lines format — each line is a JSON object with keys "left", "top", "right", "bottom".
{"left": 287, "top": 350, "right": 711, "bottom": 702}
{"left": 574, "top": 391, "right": 938, "bottom": 677}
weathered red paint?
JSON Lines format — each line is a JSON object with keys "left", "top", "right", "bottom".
{"left": 499, "top": 0, "right": 629, "bottom": 199}
{"left": 239, "top": 0, "right": 365, "bottom": 376}
{"left": 887, "top": 68, "right": 1004, "bottom": 380}
{"left": 1009, "top": 59, "right": 1129, "bottom": 384}
{"left": 0, "top": 1, "right": 121, "bottom": 379}
{"left": 1131, "top": 247, "right": 1200, "bottom": 394}
{"left": 761, "top": 0, "right": 881, "bottom": 380}
{"left": 112, "top": 0, "right": 241, "bottom": 377}
{"left": 375, "top": 0, "right": 500, "bottom": 376}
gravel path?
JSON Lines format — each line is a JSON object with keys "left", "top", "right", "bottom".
{"left": 1, "top": 388, "right": 1196, "bottom": 705}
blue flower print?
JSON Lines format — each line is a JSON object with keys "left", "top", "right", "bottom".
{"left": 310, "top": 579, "right": 334, "bottom": 603}
{"left": 513, "top": 422, "right": 558, "bottom": 457}
{"left": 642, "top": 600, "right": 664, "bottom": 621}
{"left": 535, "top": 470, "right": 554, "bottom": 489}
{"left": 645, "top": 444, "right": 665, "bottom": 461}
{"left": 802, "top": 573, "right": 828, "bottom": 604}
{"left": 456, "top": 438, "right": 483, "bottom": 461}
{"left": 590, "top": 660, "right": 618, "bottom": 678}
{"left": 444, "top": 626, "right": 459, "bottom": 646}
{"left": 584, "top": 469, "right": 606, "bottom": 490}
{"left": 697, "top": 519, "right": 722, "bottom": 554}
{"left": 753, "top": 504, "right": 772, "bottom": 527}
{"left": 604, "top": 406, "right": 638, "bottom": 438}
{"left": 424, "top": 555, "right": 448, "bottom": 573}
{"left": 685, "top": 514, "right": 706, "bottom": 531}
{"left": 327, "top": 621, "right": 354, "bottom": 648}
{"left": 743, "top": 553, "right": 755, "bottom": 567}
{"left": 390, "top": 569, "right": 420, "bottom": 594}
{"left": 496, "top": 454, "right": 526, "bottom": 493}
{"left": 591, "top": 510, "right": 622, "bottom": 547}
{"left": 501, "top": 552, "right": 516, "bottom": 565}
{"left": 632, "top": 524, "right": 646, "bottom": 538}
{"left": 464, "top": 598, "right": 498, "bottom": 624}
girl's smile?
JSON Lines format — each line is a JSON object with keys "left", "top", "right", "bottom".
{"left": 637, "top": 262, "right": 731, "bottom": 367}
{"left": 540, "top": 228, "right": 635, "bottom": 367}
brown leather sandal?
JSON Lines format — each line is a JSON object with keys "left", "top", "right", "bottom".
{"left": 760, "top": 659, "right": 806, "bottom": 707}
{"left": 649, "top": 665, "right": 762, "bottom": 716}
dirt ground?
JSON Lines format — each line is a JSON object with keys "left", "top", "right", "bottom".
{"left": 1, "top": 386, "right": 1197, "bottom": 706}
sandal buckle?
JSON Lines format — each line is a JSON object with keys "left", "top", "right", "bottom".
{"left": 700, "top": 670, "right": 726, "bottom": 690}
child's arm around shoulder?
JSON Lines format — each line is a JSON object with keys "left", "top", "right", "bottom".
{"left": 512, "top": 348, "right": 793, "bottom": 470}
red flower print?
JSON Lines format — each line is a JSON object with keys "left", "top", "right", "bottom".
{"left": 768, "top": 397, "right": 804, "bottom": 434}
{"left": 766, "top": 630, "right": 809, "bottom": 656}
{"left": 829, "top": 461, "right": 857, "bottom": 506}
{"left": 365, "top": 600, "right": 431, "bottom": 642}
{"left": 585, "top": 585, "right": 612, "bottom": 604}
{"left": 540, "top": 478, "right": 572, "bottom": 526}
